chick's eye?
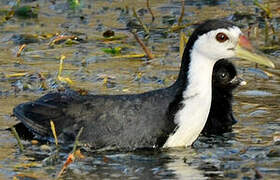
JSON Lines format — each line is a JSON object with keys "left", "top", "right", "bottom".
{"left": 220, "top": 73, "right": 227, "bottom": 79}
{"left": 216, "top": 33, "right": 229, "bottom": 42}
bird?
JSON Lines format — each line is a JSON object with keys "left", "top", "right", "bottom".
{"left": 12, "top": 19, "right": 274, "bottom": 151}
{"left": 12, "top": 59, "right": 242, "bottom": 140}
{"left": 201, "top": 59, "right": 245, "bottom": 136}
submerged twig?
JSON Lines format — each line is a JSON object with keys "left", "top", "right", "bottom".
{"left": 11, "top": 127, "right": 24, "bottom": 152}
{"left": 146, "top": 0, "right": 155, "bottom": 22}
{"left": 42, "top": 121, "right": 60, "bottom": 166}
{"left": 132, "top": 7, "right": 149, "bottom": 35}
{"left": 56, "top": 127, "right": 84, "bottom": 179}
{"left": 0, "top": 0, "right": 21, "bottom": 25}
{"left": 58, "top": 55, "right": 65, "bottom": 77}
{"left": 178, "top": 0, "right": 185, "bottom": 26}
{"left": 49, "top": 35, "right": 76, "bottom": 46}
{"left": 50, "top": 120, "right": 59, "bottom": 147}
{"left": 253, "top": 0, "right": 275, "bottom": 45}
{"left": 169, "top": 22, "right": 196, "bottom": 32}
{"left": 57, "top": 55, "right": 74, "bottom": 85}
{"left": 5, "top": 72, "right": 27, "bottom": 78}
{"left": 72, "top": 127, "right": 84, "bottom": 153}
{"left": 253, "top": 0, "right": 272, "bottom": 19}
{"left": 131, "top": 30, "right": 154, "bottom": 59}
{"left": 57, "top": 153, "right": 75, "bottom": 179}
{"left": 179, "top": 31, "right": 188, "bottom": 58}
{"left": 113, "top": 54, "right": 146, "bottom": 59}
{"left": 16, "top": 44, "right": 27, "bottom": 57}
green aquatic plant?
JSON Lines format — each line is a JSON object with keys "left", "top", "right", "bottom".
{"left": 102, "top": 47, "right": 122, "bottom": 55}
{"left": 254, "top": 0, "right": 272, "bottom": 19}
{"left": 254, "top": 0, "right": 276, "bottom": 46}
{"left": 68, "top": 0, "right": 81, "bottom": 10}
{"left": 14, "top": 5, "right": 39, "bottom": 18}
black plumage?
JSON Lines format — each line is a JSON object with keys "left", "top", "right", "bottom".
{"left": 14, "top": 87, "right": 178, "bottom": 150}
{"left": 202, "top": 59, "right": 242, "bottom": 136}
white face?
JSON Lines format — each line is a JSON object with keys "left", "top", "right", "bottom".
{"left": 192, "top": 26, "right": 242, "bottom": 61}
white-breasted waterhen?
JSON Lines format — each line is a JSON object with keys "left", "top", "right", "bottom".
{"left": 13, "top": 19, "right": 275, "bottom": 151}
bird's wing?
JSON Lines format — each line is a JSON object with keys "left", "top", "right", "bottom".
{"left": 13, "top": 89, "right": 176, "bottom": 149}
{"left": 13, "top": 92, "right": 84, "bottom": 139}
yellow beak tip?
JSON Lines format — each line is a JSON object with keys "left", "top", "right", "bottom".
{"left": 235, "top": 46, "right": 275, "bottom": 68}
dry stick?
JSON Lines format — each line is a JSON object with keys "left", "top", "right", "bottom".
{"left": 169, "top": 22, "right": 195, "bottom": 32}
{"left": 72, "top": 127, "right": 84, "bottom": 153}
{"left": 11, "top": 127, "right": 24, "bottom": 152}
{"left": 178, "top": 0, "right": 185, "bottom": 26}
{"left": 41, "top": 121, "right": 60, "bottom": 167}
{"left": 16, "top": 44, "right": 26, "bottom": 57}
{"left": 179, "top": 31, "right": 185, "bottom": 58}
{"left": 56, "top": 127, "right": 84, "bottom": 179}
{"left": 50, "top": 120, "right": 59, "bottom": 150}
{"left": 146, "top": 0, "right": 155, "bottom": 22}
{"left": 57, "top": 153, "right": 74, "bottom": 179}
{"left": 0, "top": 0, "right": 19, "bottom": 25}
{"left": 131, "top": 31, "right": 154, "bottom": 59}
{"left": 132, "top": 7, "right": 149, "bottom": 35}
{"left": 49, "top": 35, "right": 76, "bottom": 46}
{"left": 178, "top": 0, "right": 185, "bottom": 58}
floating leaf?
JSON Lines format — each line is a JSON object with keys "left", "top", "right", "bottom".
{"left": 101, "top": 47, "right": 122, "bottom": 55}
{"left": 14, "top": 6, "right": 38, "bottom": 18}
{"left": 68, "top": 0, "right": 81, "bottom": 10}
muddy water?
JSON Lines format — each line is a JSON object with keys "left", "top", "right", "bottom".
{"left": 0, "top": 0, "right": 280, "bottom": 179}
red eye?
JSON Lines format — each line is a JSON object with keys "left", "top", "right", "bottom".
{"left": 216, "top": 33, "right": 229, "bottom": 42}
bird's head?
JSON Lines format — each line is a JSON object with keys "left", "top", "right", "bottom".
{"left": 213, "top": 59, "right": 246, "bottom": 91}
{"left": 186, "top": 19, "right": 275, "bottom": 68}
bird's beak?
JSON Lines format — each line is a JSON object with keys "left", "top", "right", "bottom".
{"left": 230, "top": 76, "right": 247, "bottom": 86}
{"left": 235, "top": 35, "right": 275, "bottom": 68}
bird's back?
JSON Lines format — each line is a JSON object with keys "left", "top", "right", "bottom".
{"left": 13, "top": 88, "right": 177, "bottom": 150}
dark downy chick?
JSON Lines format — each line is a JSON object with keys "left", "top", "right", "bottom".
{"left": 202, "top": 59, "right": 245, "bottom": 136}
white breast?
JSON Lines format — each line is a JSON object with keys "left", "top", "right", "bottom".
{"left": 163, "top": 49, "right": 215, "bottom": 148}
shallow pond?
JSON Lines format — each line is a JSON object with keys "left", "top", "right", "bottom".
{"left": 0, "top": 0, "right": 280, "bottom": 179}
